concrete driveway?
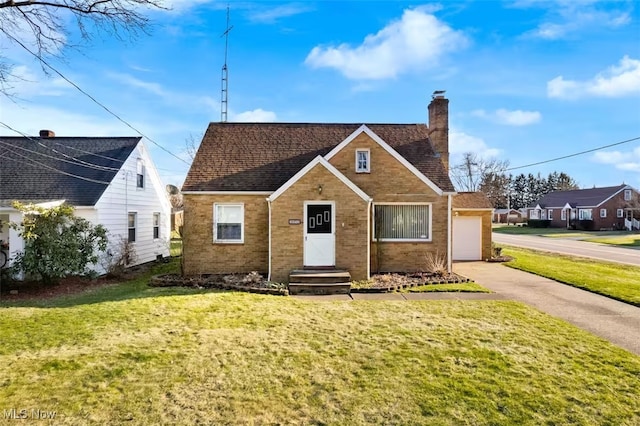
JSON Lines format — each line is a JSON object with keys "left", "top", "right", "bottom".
{"left": 454, "top": 261, "right": 640, "bottom": 356}
{"left": 493, "top": 233, "right": 640, "bottom": 266}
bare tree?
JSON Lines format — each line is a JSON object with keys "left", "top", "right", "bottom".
{"left": 184, "top": 133, "right": 201, "bottom": 162}
{"left": 0, "top": 0, "right": 165, "bottom": 95}
{"left": 450, "top": 152, "right": 509, "bottom": 192}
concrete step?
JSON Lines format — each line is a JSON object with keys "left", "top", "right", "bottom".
{"left": 288, "top": 282, "right": 351, "bottom": 295}
{"left": 289, "top": 269, "right": 351, "bottom": 284}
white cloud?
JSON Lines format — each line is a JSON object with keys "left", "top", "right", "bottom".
{"left": 472, "top": 108, "right": 541, "bottom": 126}
{"left": 247, "top": 3, "right": 313, "bottom": 24}
{"left": 231, "top": 108, "right": 277, "bottom": 122}
{"left": 518, "top": 1, "right": 631, "bottom": 40}
{"left": 449, "top": 130, "right": 501, "bottom": 162}
{"left": 592, "top": 146, "right": 640, "bottom": 173}
{"left": 547, "top": 56, "right": 640, "bottom": 99}
{"left": 1, "top": 64, "right": 71, "bottom": 98}
{"left": 304, "top": 6, "right": 468, "bottom": 80}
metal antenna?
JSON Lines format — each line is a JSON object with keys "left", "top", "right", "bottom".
{"left": 220, "top": 5, "right": 233, "bottom": 122}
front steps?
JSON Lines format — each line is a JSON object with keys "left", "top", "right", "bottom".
{"left": 288, "top": 269, "right": 351, "bottom": 295}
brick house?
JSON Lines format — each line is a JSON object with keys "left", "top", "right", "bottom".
{"left": 527, "top": 184, "right": 640, "bottom": 230}
{"left": 181, "top": 93, "right": 492, "bottom": 282}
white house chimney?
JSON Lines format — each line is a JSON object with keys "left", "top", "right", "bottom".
{"left": 428, "top": 91, "right": 449, "bottom": 172}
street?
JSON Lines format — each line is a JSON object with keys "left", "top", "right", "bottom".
{"left": 493, "top": 233, "right": 640, "bottom": 266}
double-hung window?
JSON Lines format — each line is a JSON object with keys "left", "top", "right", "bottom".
{"left": 355, "top": 149, "right": 370, "bottom": 173}
{"left": 600, "top": 209, "right": 607, "bottom": 218}
{"left": 548, "top": 209, "right": 553, "bottom": 220}
{"left": 214, "top": 204, "right": 244, "bottom": 243}
{"left": 624, "top": 189, "right": 631, "bottom": 201}
{"left": 561, "top": 209, "right": 567, "bottom": 220}
{"left": 617, "top": 209, "right": 624, "bottom": 218}
{"left": 153, "top": 213, "right": 160, "bottom": 239}
{"left": 128, "top": 212, "right": 137, "bottom": 242}
{"left": 374, "top": 203, "right": 431, "bottom": 241}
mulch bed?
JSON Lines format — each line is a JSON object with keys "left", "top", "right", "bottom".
{"left": 149, "top": 273, "right": 289, "bottom": 296}
{"left": 351, "top": 272, "right": 470, "bottom": 293}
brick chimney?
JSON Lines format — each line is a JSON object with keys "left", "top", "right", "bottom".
{"left": 428, "top": 91, "right": 449, "bottom": 171}
{"left": 39, "top": 130, "right": 55, "bottom": 138}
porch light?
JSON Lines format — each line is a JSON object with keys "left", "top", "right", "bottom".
{"left": 318, "top": 184, "right": 323, "bottom": 194}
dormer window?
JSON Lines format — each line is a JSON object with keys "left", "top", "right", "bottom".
{"left": 356, "top": 149, "right": 370, "bottom": 173}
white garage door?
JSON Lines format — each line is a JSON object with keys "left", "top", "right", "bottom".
{"left": 453, "top": 216, "right": 482, "bottom": 260}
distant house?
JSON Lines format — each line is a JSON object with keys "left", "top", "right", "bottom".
{"left": 493, "top": 208, "right": 524, "bottom": 224}
{"left": 526, "top": 184, "right": 640, "bottom": 230}
{"left": 0, "top": 131, "right": 171, "bottom": 273}
{"left": 181, "top": 93, "right": 494, "bottom": 284}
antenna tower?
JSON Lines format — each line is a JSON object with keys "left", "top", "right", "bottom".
{"left": 220, "top": 5, "right": 233, "bottom": 122}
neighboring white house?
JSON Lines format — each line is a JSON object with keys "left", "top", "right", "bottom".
{"left": 0, "top": 131, "right": 171, "bottom": 274}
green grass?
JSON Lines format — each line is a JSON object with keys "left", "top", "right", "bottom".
{"left": 169, "top": 238, "right": 182, "bottom": 257}
{"left": 584, "top": 234, "right": 640, "bottom": 248}
{"left": 0, "top": 261, "right": 639, "bottom": 424}
{"left": 503, "top": 246, "right": 640, "bottom": 306}
{"left": 492, "top": 225, "right": 575, "bottom": 235}
{"left": 404, "top": 282, "right": 491, "bottom": 293}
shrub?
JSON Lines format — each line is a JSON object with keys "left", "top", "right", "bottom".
{"left": 423, "top": 251, "right": 448, "bottom": 276}
{"left": 99, "top": 236, "right": 138, "bottom": 279}
{"left": 10, "top": 202, "right": 108, "bottom": 284}
{"left": 527, "top": 219, "right": 551, "bottom": 228}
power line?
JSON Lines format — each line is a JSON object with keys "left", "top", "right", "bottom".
{"left": 506, "top": 136, "right": 640, "bottom": 172}
{"left": 2, "top": 150, "right": 112, "bottom": 185}
{"left": 4, "top": 32, "right": 190, "bottom": 166}
{"left": 0, "top": 124, "right": 121, "bottom": 172}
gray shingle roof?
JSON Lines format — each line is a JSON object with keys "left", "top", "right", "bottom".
{"left": 0, "top": 136, "right": 140, "bottom": 206}
{"left": 531, "top": 185, "right": 628, "bottom": 208}
{"left": 182, "top": 123, "right": 454, "bottom": 192}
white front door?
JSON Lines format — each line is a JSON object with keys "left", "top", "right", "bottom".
{"left": 304, "top": 202, "right": 335, "bottom": 267}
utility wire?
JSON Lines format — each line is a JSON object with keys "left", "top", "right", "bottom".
{"left": 2, "top": 150, "right": 112, "bottom": 185}
{"left": 4, "top": 32, "right": 190, "bottom": 166}
{"left": 506, "top": 136, "right": 640, "bottom": 172}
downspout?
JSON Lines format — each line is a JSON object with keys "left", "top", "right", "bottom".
{"left": 447, "top": 193, "right": 453, "bottom": 273}
{"left": 366, "top": 198, "right": 372, "bottom": 279}
{"left": 267, "top": 198, "right": 272, "bottom": 281}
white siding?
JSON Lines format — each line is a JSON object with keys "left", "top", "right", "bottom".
{"left": 94, "top": 141, "right": 171, "bottom": 267}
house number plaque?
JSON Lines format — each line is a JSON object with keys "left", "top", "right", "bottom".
{"left": 288, "top": 219, "right": 302, "bottom": 225}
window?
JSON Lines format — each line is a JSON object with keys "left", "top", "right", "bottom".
{"left": 541, "top": 210, "right": 547, "bottom": 220}
{"left": 214, "top": 204, "right": 244, "bottom": 243}
{"left": 136, "top": 158, "right": 145, "bottom": 188}
{"left": 624, "top": 189, "right": 631, "bottom": 201}
{"left": 579, "top": 209, "right": 592, "bottom": 220}
{"left": 374, "top": 204, "right": 431, "bottom": 241}
{"left": 355, "top": 149, "right": 370, "bottom": 173}
{"left": 530, "top": 209, "right": 540, "bottom": 219}
{"left": 561, "top": 209, "right": 567, "bottom": 221}
{"left": 548, "top": 209, "right": 553, "bottom": 220}
{"left": 617, "top": 209, "right": 624, "bottom": 218}
{"left": 153, "top": 213, "right": 160, "bottom": 239}
{"left": 128, "top": 212, "right": 137, "bottom": 242}
{"left": 600, "top": 209, "right": 607, "bottom": 218}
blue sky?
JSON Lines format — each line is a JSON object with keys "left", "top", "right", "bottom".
{"left": 1, "top": 0, "right": 639, "bottom": 189}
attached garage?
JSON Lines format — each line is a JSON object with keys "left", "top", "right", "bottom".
{"left": 453, "top": 216, "right": 482, "bottom": 260}
{"left": 452, "top": 192, "right": 493, "bottom": 261}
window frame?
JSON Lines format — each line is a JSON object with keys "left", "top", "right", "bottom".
{"left": 136, "top": 158, "right": 145, "bottom": 189}
{"left": 561, "top": 209, "right": 567, "bottom": 221}
{"left": 600, "top": 208, "right": 607, "bottom": 218}
{"left": 617, "top": 208, "right": 624, "bottom": 218}
{"left": 128, "top": 212, "right": 137, "bottom": 243}
{"left": 548, "top": 209, "right": 553, "bottom": 220}
{"left": 624, "top": 189, "right": 632, "bottom": 201}
{"left": 355, "top": 149, "right": 371, "bottom": 173}
{"left": 373, "top": 202, "right": 432, "bottom": 242}
{"left": 213, "top": 203, "right": 244, "bottom": 244}
{"left": 579, "top": 209, "right": 592, "bottom": 220}
{"left": 153, "top": 212, "right": 160, "bottom": 240}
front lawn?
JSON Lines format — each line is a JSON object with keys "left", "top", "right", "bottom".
{"left": 492, "top": 225, "right": 573, "bottom": 236}
{"left": 0, "top": 262, "right": 639, "bottom": 424}
{"left": 584, "top": 234, "right": 640, "bottom": 248}
{"left": 503, "top": 246, "right": 640, "bottom": 306}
